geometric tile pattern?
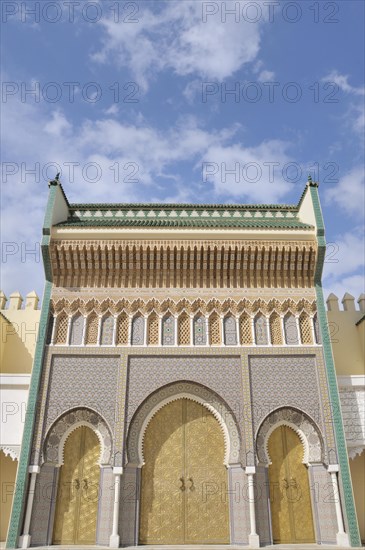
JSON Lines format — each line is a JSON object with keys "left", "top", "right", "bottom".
{"left": 126, "top": 381, "right": 241, "bottom": 466}
{"left": 284, "top": 313, "right": 299, "bottom": 344}
{"left": 44, "top": 355, "right": 119, "bottom": 437}
{"left": 193, "top": 315, "right": 206, "bottom": 345}
{"left": 85, "top": 312, "right": 98, "bottom": 344}
{"left": 69, "top": 313, "right": 84, "bottom": 345}
{"left": 269, "top": 312, "right": 282, "bottom": 345}
{"left": 131, "top": 315, "right": 144, "bottom": 345}
{"left": 255, "top": 466, "right": 271, "bottom": 544}
{"left": 25, "top": 343, "right": 339, "bottom": 548}
{"left": 29, "top": 464, "right": 57, "bottom": 546}
{"left": 240, "top": 313, "right": 253, "bottom": 344}
{"left": 44, "top": 407, "right": 113, "bottom": 465}
{"left": 126, "top": 356, "right": 244, "bottom": 458}
{"left": 147, "top": 312, "right": 159, "bottom": 345}
{"left": 162, "top": 314, "right": 175, "bottom": 345}
{"left": 254, "top": 314, "right": 268, "bottom": 345}
{"left": 209, "top": 312, "right": 221, "bottom": 345}
{"left": 223, "top": 315, "right": 237, "bottom": 345}
{"left": 249, "top": 355, "right": 323, "bottom": 435}
{"left": 177, "top": 312, "right": 190, "bottom": 345}
{"left": 299, "top": 312, "right": 313, "bottom": 344}
{"left": 96, "top": 467, "right": 114, "bottom": 545}
{"left": 310, "top": 464, "right": 337, "bottom": 543}
{"left": 256, "top": 407, "right": 323, "bottom": 464}
{"left": 55, "top": 313, "right": 68, "bottom": 344}
{"left": 100, "top": 315, "right": 114, "bottom": 345}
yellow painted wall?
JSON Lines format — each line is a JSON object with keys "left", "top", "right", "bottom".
{"left": 327, "top": 310, "right": 364, "bottom": 376}
{"left": 0, "top": 306, "right": 41, "bottom": 374}
{"left": 0, "top": 452, "right": 18, "bottom": 542}
{"left": 1, "top": 293, "right": 40, "bottom": 541}
{"left": 0, "top": 315, "right": 9, "bottom": 368}
{"left": 350, "top": 453, "right": 365, "bottom": 543}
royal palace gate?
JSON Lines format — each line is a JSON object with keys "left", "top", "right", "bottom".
{"left": 6, "top": 179, "right": 361, "bottom": 548}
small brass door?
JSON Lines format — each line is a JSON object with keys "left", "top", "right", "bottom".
{"left": 268, "top": 425, "right": 315, "bottom": 544}
{"left": 53, "top": 426, "right": 100, "bottom": 545}
{"left": 139, "top": 398, "right": 229, "bottom": 544}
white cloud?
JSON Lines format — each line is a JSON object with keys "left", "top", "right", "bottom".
{"left": 1, "top": 87, "right": 297, "bottom": 295}
{"left": 44, "top": 110, "right": 72, "bottom": 136}
{"left": 257, "top": 70, "right": 275, "bottom": 82}
{"left": 93, "top": 1, "right": 263, "bottom": 90}
{"left": 322, "top": 71, "right": 364, "bottom": 96}
{"left": 325, "top": 165, "right": 365, "bottom": 218}
{"left": 104, "top": 104, "right": 119, "bottom": 116}
{"left": 324, "top": 275, "right": 365, "bottom": 303}
{"left": 350, "top": 103, "right": 365, "bottom": 136}
{"left": 322, "top": 71, "right": 365, "bottom": 137}
{"left": 323, "top": 229, "right": 365, "bottom": 280}
{"left": 323, "top": 228, "right": 365, "bottom": 301}
{"left": 201, "top": 140, "right": 293, "bottom": 202}
{"left": 183, "top": 80, "right": 203, "bottom": 104}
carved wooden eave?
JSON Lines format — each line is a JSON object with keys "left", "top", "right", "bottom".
{"left": 49, "top": 238, "right": 317, "bottom": 288}
{"left": 50, "top": 296, "right": 317, "bottom": 316}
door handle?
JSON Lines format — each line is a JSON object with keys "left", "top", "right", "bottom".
{"left": 290, "top": 477, "right": 297, "bottom": 488}
{"left": 188, "top": 477, "right": 195, "bottom": 491}
{"left": 74, "top": 478, "right": 80, "bottom": 490}
{"left": 83, "top": 478, "right": 88, "bottom": 490}
{"left": 179, "top": 477, "right": 186, "bottom": 491}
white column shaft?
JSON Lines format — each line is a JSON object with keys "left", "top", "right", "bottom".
{"left": 22, "top": 472, "right": 38, "bottom": 538}
{"left": 112, "top": 474, "right": 121, "bottom": 536}
{"left": 112, "top": 316, "right": 118, "bottom": 346}
{"left": 331, "top": 472, "right": 345, "bottom": 534}
{"left": 66, "top": 316, "right": 72, "bottom": 345}
{"left": 248, "top": 473, "right": 257, "bottom": 536}
{"left": 50, "top": 315, "right": 56, "bottom": 345}
{"left": 235, "top": 317, "right": 240, "bottom": 345}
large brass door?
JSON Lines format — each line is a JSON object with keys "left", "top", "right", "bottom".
{"left": 268, "top": 426, "right": 315, "bottom": 544}
{"left": 139, "top": 399, "right": 229, "bottom": 544}
{"left": 53, "top": 426, "right": 100, "bottom": 545}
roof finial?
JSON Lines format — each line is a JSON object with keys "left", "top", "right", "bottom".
{"left": 49, "top": 172, "right": 60, "bottom": 187}
{"left": 307, "top": 174, "right": 319, "bottom": 187}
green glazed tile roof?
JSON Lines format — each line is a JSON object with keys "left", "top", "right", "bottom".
{"left": 56, "top": 216, "right": 313, "bottom": 230}
{"left": 69, "top": 202, "right": 298, "bottom": 210}
{"left": 53, "top": 186, "right": 315, "bottom": 230}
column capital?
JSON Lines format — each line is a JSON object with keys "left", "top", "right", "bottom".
{"left": 328, "top": 464, "right": 339, "bottom": 473}
{"left": 245, "top": 466, "right": 256, "bottom": 474}
{"left": 28, "top": 465, "right": 40, "bottom": 474}
{"left": 113, "top": 466, "right": 123, "bottom": 475}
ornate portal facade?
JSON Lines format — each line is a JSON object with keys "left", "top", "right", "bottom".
{"left": 5, "top": 178, "right": 363, "bottom": 547}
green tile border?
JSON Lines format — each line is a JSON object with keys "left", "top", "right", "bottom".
{"left": 6, "top": 281, "right": 52, "bottom": 548}
{"left": 310, "top": 184, "right": 361, "bottom": 547}
{"left": 6, "top": 182, "right": 58, "bottom": 548}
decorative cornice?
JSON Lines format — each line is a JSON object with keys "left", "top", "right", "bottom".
{"left": 50, "top": 296, "right": 317, "bottom": 317}
{"left": 49, "top": 239, "right": 317, "bottom": 288}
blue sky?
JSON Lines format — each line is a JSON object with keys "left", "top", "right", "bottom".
{"left": 1, "top": 0, "right": 364, "bottom": 303}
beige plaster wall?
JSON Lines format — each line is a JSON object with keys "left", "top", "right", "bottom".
{"left": 327, "top": 297, "right": 364, "bottom": 376}
{"left": 0, "top": 451, "right": 17, "bottom": 542}
{"left": 350, "top": 452, "right": 365, "bottom": 543}
{"left": 0, "top": 295, "right": 41, "bottom": 374}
